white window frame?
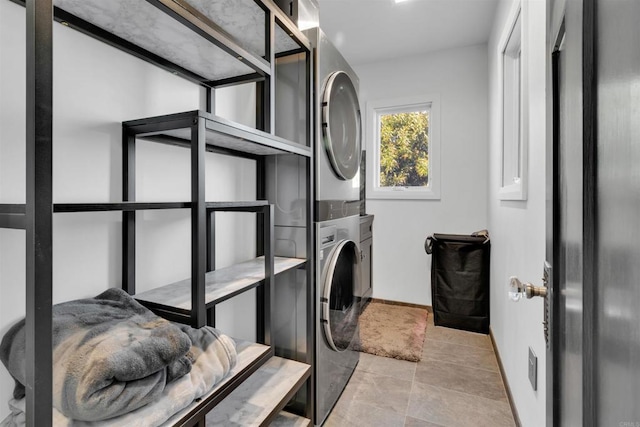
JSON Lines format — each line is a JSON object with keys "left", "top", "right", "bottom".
{"left": 498, "top": 2, "right": 527, "bottom": 200}
{"left": 366, "top": 94, "right": 441, "bottom": 200}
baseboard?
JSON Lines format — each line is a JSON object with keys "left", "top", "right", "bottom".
{"left": 370, "top": 298, "right": 432, "bottom": 312}
{"left": 489, "top": 327, "right": 522, "bottom": 427}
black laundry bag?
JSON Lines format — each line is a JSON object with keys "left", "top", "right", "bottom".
{"left": 424, "top": 231, "right": 490, "bottom": 334}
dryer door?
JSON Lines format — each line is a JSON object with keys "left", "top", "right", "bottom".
{"left": 321, "top": 240, "right": 360, "bottom": 351}
{"left": 322, "top": 71, "right": 362, "bottom": 180}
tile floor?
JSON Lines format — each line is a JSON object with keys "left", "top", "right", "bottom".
{"left": 324, "top": 315, "right": 516, "bottom": 427}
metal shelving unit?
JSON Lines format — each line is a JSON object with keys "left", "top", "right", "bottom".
{"left": 0, "top": 0, "right": 314, "bottom": 425}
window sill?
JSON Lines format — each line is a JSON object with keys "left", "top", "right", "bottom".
{"left": 367, "top": 187, "right": 440, "bottom": 200}
{"left": 498, "top": 182, "right": 526, "bottom": 201}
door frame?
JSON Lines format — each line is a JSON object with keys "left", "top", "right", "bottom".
{"left": 546, "top": 21, "right": 561, "bottom": 427}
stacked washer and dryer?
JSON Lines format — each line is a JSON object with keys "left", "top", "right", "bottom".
{"left": 305, "top": 27, "right": 363, "bottom": 426}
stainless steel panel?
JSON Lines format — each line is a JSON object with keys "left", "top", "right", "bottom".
{"left": 275, "top": 53, "right": 308, "bottom": 146}
{"left": 274, "top": 224, "right": 307, "bottom": 258}
{"left": 596, "top": 1, "right": 640, "bottom": 424}
{"left": 359, "top": 150, "right": 367, "bottom": 215}
{"left": 272, "top": 266, "right": 308, "bottom": 414}
{"left": 274, "top": 0, "right": 319, "bottom": 30}
{"left": 315, "top": 199, "right": 361, "bottom": 222}
{"left": 359, "top": 214, "right": 373, "bottom": 241}
{"left": 265, "top": 155, "right": 308, "bottom": 228}
{"left": 272, "top": 224, "right": 308, "bottom": 412}
{"left": 557, "top": 1, "right": 584, "bottom": 424}
{"left": 273, "top": 267, "right": 307, "bottom": 361}
{"left": 272, "top": 224, "right": 307, "bottom": 352}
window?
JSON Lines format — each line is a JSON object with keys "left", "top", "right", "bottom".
{"left": 366, "top": 95, "right": 440, "bottom": 200}
{"left": 499, "top": 3, "right": 527, "bottom": 200}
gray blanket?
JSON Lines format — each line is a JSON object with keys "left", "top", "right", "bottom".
{"left": 0, "top": 288, "right": 236, "bottom": 423}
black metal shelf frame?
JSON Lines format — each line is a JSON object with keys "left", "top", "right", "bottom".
{"left": 1, "top": 201, "right": 271, "bottom": 218}
{"left": 122, "top": 115, "right": 279, "bottom": 330}
{"left": 2, "top": 0, "right": 315, "bottom": 424}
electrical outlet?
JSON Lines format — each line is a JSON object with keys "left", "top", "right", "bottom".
{"left": 528, "top": 347, "right": 537, "bottom": 391}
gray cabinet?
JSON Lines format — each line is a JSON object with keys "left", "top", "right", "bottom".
{"left": 359, "top": 215, "right": 374, "bottom": 305}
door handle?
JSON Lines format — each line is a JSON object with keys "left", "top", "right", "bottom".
{"left": 509, "top": 275, "right": 550, "bottom": 344}
{"left": 509, "top": 264, "right": 552, "bottom": 347}
{"left": 524, "top": 279, "right": 548, "bottom": 299}
{"left": 509, "top": 276, "right": 548, "bottom": 301}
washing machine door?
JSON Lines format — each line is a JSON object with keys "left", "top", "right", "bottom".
{"left": 321, "top": 240, "right": 360, "bottom": 351}
{"left": 322, "top": 71, "right": 362, "bottom": 180}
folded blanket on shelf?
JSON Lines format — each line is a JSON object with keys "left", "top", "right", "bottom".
{"left": 0, "top": 288, "right": 237, "bottom": 425}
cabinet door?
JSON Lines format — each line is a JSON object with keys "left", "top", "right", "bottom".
{"left": 359, "top": 237, "right": 372, "bottom": 298}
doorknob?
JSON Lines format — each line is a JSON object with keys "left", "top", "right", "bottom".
{"left": 509, "top": 276, "right": 547, "bottom": 301}
{"left": 508, "top": 265, "right": 552, "bottom": 347}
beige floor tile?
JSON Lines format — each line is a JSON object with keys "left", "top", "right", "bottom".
{"left": 404, "top": 416, "right": 445, "bottom": 427}
{"left": 422, "top": 339, "right": 499, "bottom": 372}
{"left": 327, "top": 320, "right": 514, "bottom": 427}
{"left": 344, "top": 371, "right": 413, "bottom": 415}
{"left": 414, "top": 359, "right": 507, "bottom": 401}
{"left": 406, "top": 382, "right": 515, "bottom": 427}
{"left": 425, "top": 325, "right": 492, "bottom": 349}
{"left": 333, "top": 368, "right": 365, "bottom": 404}
{"left": 324, "top": 400, "right": 405, "bottom": 427}
{"left": 356, "top": 352, "right": 417, "bottom": 382}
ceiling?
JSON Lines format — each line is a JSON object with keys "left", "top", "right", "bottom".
{"left": 316, "top": 0, "right": 499, "bottom": 66}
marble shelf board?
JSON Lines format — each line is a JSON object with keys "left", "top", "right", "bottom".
{"left": 161, "top": 340, "right": 270, "bottom": 426}
{"left": 159, "top": 125, "right": 311, "bottom": 157}
{"left": 134, "top": 256, "right": 306, "bottom": 310}
{"left": 205, "top": 356, "right": 311, "bottom": 426}
{"left": 184, "top": 0, "right": 300, "bottom": 55}
{"left": 54, "top": 0, "right": 301, "bottom": 82}
{"left": 131, "top": 110, "right": 312, "bottom": 158}
{"left": 271, "top": 411, "right": 312, "bottom": 427}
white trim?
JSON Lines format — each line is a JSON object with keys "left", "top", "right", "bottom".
{"left": 498, "top": 0, "right": 528, "bottom": 201}
{"left": 366, "top": 94, "right": 441, "bottom": 200}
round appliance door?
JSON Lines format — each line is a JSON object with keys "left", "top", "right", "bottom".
{"left": 321, "top": 240, "right": 360, "bottom": 352}
{"left": 322, "top": 71, "right": 362, "bottom": 180}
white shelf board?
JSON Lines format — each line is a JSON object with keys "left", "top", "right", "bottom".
{"left": 134, "top": 256, "right": 306, "bottom": 311}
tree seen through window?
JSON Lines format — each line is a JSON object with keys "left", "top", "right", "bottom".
{"left": 379, "top": 110, "right": 430, "bottom": 187}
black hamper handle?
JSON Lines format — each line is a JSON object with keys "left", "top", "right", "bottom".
{"left": 425, "top": 231, "right": 489, "bottom": 254}
{"left": 424, "top": 235, "right": 434, "bottom": 254}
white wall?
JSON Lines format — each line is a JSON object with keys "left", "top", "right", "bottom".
{"left": 487, "top": 0, "right": 548, "bottom": 425}
{"left": 356, "top": 44, "right": 489, "bottom": 305}
{"left": 0, "top": 1, "right": 256, "bottom": 420}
